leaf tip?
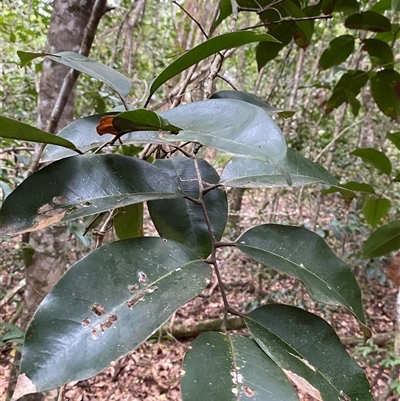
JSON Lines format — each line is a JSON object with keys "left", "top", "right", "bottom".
{"left": 12, "top": 374, "right": 37, "bottom": 401}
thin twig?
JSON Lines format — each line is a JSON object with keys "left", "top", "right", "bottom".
{"left": 241, "top": 14, "right": 333, "bottom": 30}
{"left": 172, "top": 0, "right": 208, "bottom": 39}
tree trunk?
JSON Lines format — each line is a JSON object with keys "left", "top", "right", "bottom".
{"left": 7, "top": 1, "right": 99, "bottom": 400}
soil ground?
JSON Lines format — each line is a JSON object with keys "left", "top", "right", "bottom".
{"left": 1, "top": 189, "right": 398, "bottom": 401}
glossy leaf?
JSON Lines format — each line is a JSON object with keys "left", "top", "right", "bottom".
{"left": 362, "top": 38, "right": 394, "bottom": 68}
{"left": 220, "top": 149, "right": 338, "bottom": 188}
{"left": 161, "top": 99, "right": 292, "bottom": 185}
{"left": 363, "top": 220, "right": 400, "bottom": 258}
{"left": 319, "top": 35, "right": 355, "bottom": 70}
{"left": 41, "top": 114, "right": 167, "bottom": 162}
{"left": 210, "top": 90, "right": 295, "bottom": 118}
{"left": 363, "top": 198, "right": 391, "bottom": 228}
{"left": 148, "top": 32, "right": 280, "bottom": 98}
{"left": 50, "top": 51, "right": 131, "bottom": 98}
{"left": 387, "top": 131, "right": 400, "bottom": 150}
{"left": 15, "top": 238, "right": 211, "bottom": 393}
{"left": 345, "top": 11, "right": 391, "bottom": 32}
{"left": 181, "top": 332, "right": 299, "bottom": 401}
{"left": 0, "top": 116, "right": 78, "bottom": 151}
{"left": 18, "top": 51, "right": 132, "bottom": 99}
{"left": 113, "top": 109, "right": 181, "bottom": 133}
{"left": 325, "top": 70, "right": 369, "bottom": 115}
{"left": 0, "top": 154, "right": 183, "bottom": 235}
{"left": 351, "top": 148, "right": 392, "bottom": 175}
{"left": 114, "top": 203, "right": 143, "bottom": 239}
{"left": 148, "top": 158, "right": 227, "bottom": 258}
{"left": 17, "top": 50, "right": 46, "bottom": 67}
{"left": 341, "top": 181, "right": 375, "bottom": 193}
{"left": 246, "top": 305, "right": 374, "bottom": 401}
{"left": 371, "top": 69, "right": 400, "bottom": 122}
{"left": 237, "top": 224, "right": 370, "bottom": 337}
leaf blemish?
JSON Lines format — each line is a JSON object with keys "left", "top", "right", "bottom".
{"left": 129, "top": 284, "right": 139, "bottom": 292}
{"left": 82, "top": 317, "right": 91, "bottom": 326}
{"left": 137, "top": 270, "right": 147, "bottom": 285}
{"left": 91, "top": 303, "right": 105, "bottom": 316}
{"left": 91, "top": 328, "right": 99, "bottom": 340}
{"left": 243, "top": 386, "right": 255, "bottom": 397}
{"left": 100, "top": 314, "right": 118, "bottom": 332}
{"left": 126, "top": 293, "right": 145, "bottom": 308}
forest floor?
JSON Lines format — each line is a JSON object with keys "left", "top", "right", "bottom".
{"left": 0, "top": 189, "right": 398, "bottom": 401}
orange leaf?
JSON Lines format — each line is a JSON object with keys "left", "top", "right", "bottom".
{"left": 96, "top": 116, "right": 119, "bottom": 136}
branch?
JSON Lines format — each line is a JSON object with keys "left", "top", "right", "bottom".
{"left": 241, "top": 14, "right": 333, "bottom": 31}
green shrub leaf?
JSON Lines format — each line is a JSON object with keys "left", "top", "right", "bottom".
{"left": 363, "top": 198, "right": 391, "bottom": 228}
{"left": 181, "top": 332, "right": 299, "bottom": 401}
{"left": 237, "top": 224, "right": 370, "bottom": 338}
{"left": 371, "top": 69, "right": 400, "bottom": 122}
{"left": 246, "top": 305, "right": 374, "bottom": 401}
{"left": 363, "top": 220, "right": 400, "bottom": 257}
{"left": 148, "top": 32, "right": 280, "bottom": 98}
{"left": 17, "top": 238, "right": 211, "bottom": 392}
{"left": 351, "top": 148, "right": 392, "bottom": 175}
{"left": 161, "top": 99, "right": 292, "bottom": 185}
{"left": 319, "top": 35, "right": 355, "bottom": 70}
{"left": 345, "top": 11, "right": 391, "bottom": 32}
{"left": 0, "top": 154, "right": 183, "bottom": 234}
{"left": 220, "top": 149, "right": 338, "bottom": 188}
{"left": 0, "top": 116, "right": 78, "bottom": 150}
{"left": 148, "top": 158, "right": 227, "bottom": 258}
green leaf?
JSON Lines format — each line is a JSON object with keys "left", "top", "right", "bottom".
{"left": 345, "top": 11, "right": 392, "bottom": 32}
{"left": 114, "top": 203, "right": 143, "bottom": 239}
{"left": 341, "top": 181, "right": 375, "bottom": 193}
{"left": 371, "top": 69, "right": 400, "bottom": 122}
{"left": 0, "top": 154, "right": 183, "bottom": 235}
{"left": 256, "top": 21, "right": 295, "bottom": 70}
{"left": 237, "top": 224, "right": 370, "bottom": 338}
{"left": 148, "top": 32, "right": 280, "bottom": 98}
{"left": 246, "top": 305, "right": 374, "bottom": 401}
{"left": 220, "top": 149, "right": 338, "bottom": 188}
{"left": 334, "top": 0, "right": 360, "bottom": 13}
{"left": 393, "top": 0, "right": 400, "bottom": 11}
{"left": 280, "top": 0, "right": 313, "bottom": 48}
{"left": 363, "top": 198, "right": 391, "bottom": 228}
{"left": 375, "top": 23, "right": 400, "bottom": 43}
{"left": 369, "top": 0, "right": 392, "bottom": 13}
{"left": 210, "top": 90, "right": 295, "bottom": 118}
{"left": 181, "top": 332, "right": 299, "bottom": 401}
{"left": 387, "top": 131, "right": 400, "bottom": 150}
{"left": 319, "top": 35, "right": 355, "bottom": 70}
{"left": 41, "top": 114, "right": 168, "bottom": 162}
{"left": 17, "top": 51, "right": 46, "bottom": 67}
{"left": 148, "top": 158, "right": 227, "bottom": 258}
{"left": 0, "top": 116, "right": 78, "bottom": 151}
{"left": 113, "top": 109, "right": 181, "bottom": 133}
{"left": 16, "top": 238, "right": 211, "bottom": 393}
{"left": 363, "top": 220, "right": 400, "bottom": 257}
{"left": 161, "top": 99, "right": 292, "bottom": 185}
{"left": 36, "top": 51, "right": 132, "bottom": 99}
{"left": 351, "top": 148, "right": 392, "bottom": 175}
{"left": 362, "top": 38, "right": 394, "bottom": 68}
{"left": 325, "top": 70, "right": 369, "bottom": 115}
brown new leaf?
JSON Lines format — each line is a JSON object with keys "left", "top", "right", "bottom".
{"left": 96, "top": 115, "right": 119, "bottom": 136}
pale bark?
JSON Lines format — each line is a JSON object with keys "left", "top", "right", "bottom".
{"left": 7, "top": 1, "right": 103, "bottom": 400}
